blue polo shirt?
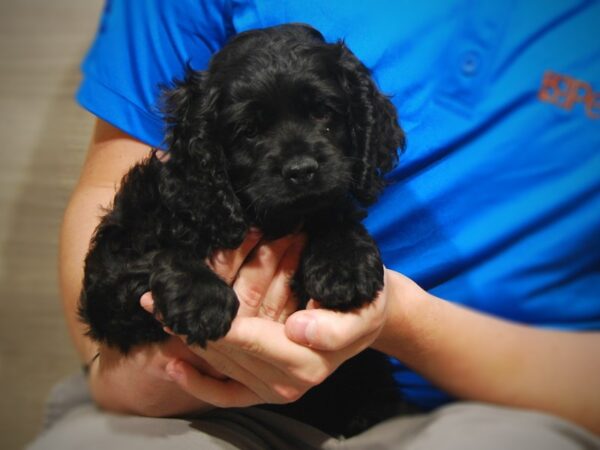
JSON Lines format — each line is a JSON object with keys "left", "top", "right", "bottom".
{"left": 77, "top": 0, "right": 600, "bottom": 410}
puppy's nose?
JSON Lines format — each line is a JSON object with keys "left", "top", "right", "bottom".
{"left": 282, "top": 157, "right": 319, "bottom": 185}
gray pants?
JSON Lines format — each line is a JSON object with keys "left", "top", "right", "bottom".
{"left": 28, "top": 373, "right": 600, "bottom": 450}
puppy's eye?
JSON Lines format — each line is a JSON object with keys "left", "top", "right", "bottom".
{"left": 310, "top": 106, "right": 332, "bottom": 122}
{"left": 243, "top": 124, "right": 258, "bottom": 139}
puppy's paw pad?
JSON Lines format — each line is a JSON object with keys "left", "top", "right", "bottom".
{"left": 302, "top": 256, "right": 383, "bottom": 310}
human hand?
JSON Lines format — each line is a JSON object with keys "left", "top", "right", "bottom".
{"left": 144, "top": 271, "right": 389, "bottom": 408}
{"left": 208, "top": 229, "right": 306, "bottom": 321}
{"left": 88, "top": 337, "right": 218, "bottom": 416}
{"left": 161, "top": 316, "right": 368, "bottom": 407}
{"left": 138, "top": 228, "right": 306, "bottom": 380}
{"left": 140, "top": 231, "right": 388, "bottom": 408}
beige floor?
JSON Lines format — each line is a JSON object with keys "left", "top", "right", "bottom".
{"left": 0, "top": 1, "right": 104, "bottom": 448}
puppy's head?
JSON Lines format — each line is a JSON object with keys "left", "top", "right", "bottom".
{"left": 163, "top": 24, "right": 404, "bottom": 228}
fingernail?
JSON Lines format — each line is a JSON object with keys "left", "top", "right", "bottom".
{"left": 140, "top": 294, "right": 154, "bottom": 312}
{"left": 288, "top": 316, "right": 316, "bottom": 344}
{"left": 305, "top": 320, "right": 317, "bottom": 343}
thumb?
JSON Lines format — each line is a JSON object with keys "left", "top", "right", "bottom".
{"left": 284, "top": 308, "right": 372, "bottom": 351}
{"left": 285, "top": 291, "right": 387, "bottom": 351}
{"left": 284, "top": 311, "right": 319, "bottom": 347}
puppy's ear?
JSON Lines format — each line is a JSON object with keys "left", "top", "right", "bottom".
{"left": 161, "top": 69, "right": 218, "bottom": 158}
{"left": 335, "top": 43, "right": 405, "bottom": 205}
{"left": 158, "top": 69, "right": 246, "bottom": 248}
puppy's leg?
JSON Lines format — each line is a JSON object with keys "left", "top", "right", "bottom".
{"left": 80, "top": 250, "right": 168, "bottom": 353}
{"left": 149, "top": 250, "right": 239, "bottom": 347}
{"left": 294, "top": 223, "right": 384, "bottom": 310}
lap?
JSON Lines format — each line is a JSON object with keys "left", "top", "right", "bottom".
{"left": 28, "top": 374, "right": 600, "bottom": 450}
{"left": 28, "top": 373, "right": 334, "bottom": 450}
{"left": 346, "top": 402, "right": 599, "bottom": 450}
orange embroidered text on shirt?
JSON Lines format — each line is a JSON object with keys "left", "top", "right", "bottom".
{"left": 538, "top": 71, "right": 599, "bottom": 119}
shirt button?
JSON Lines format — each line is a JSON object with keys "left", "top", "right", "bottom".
{"left": 461, "top": 51, "right": 481, "bottom": 76}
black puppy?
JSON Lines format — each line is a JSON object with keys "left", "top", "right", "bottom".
{"left": 79, "top": 24, "right": 406, "bottom": 436}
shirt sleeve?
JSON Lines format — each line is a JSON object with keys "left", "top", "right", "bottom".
{"left": 76, "top": 0, "right": 233, "bottom": 148}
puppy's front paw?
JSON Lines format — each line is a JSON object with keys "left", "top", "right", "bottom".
{"left": 298, "top": 239, "right": 384, "bottom": 311}
{"left": 150, "top": 264, "right": 239, "bottom": 347}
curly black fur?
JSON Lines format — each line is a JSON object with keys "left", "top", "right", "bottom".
{"left": 79, "top": 23, "right": 407, "bottom": 436}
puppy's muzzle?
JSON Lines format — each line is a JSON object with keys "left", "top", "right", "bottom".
{"left": 282, "top": 156, "right": 319, "bottom": 186}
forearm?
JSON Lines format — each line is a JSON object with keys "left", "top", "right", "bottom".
{"left": 60, "top": 120, "right": 152, "bottom": 361}
{"left": 374, "top": 271, "right": 600, "bottom": 434}
{"left": 59, "top": 183, "right": 116, "bottom": 362}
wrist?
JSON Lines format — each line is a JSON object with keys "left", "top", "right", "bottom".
{"left": 372, "top": 270, "right": 430, "bottom": 358}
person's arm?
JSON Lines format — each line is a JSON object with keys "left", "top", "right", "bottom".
{"left": 60, "top": 119, "right": 149, "bottom": 361}
{"left": 160, "top": 267, "right": 600, "bottom": 435}
{"left": 285, "top": 271, "right": 600, "bottom": 434}
{"left": 372, "top": 271, "right": 600, "bottom": 434}
{"left": 60, "top": 119, "right": 214, "bottom": 416}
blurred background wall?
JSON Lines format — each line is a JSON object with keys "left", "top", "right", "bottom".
{"left": 0, "top": 1, "right": 104, "bottom": 448}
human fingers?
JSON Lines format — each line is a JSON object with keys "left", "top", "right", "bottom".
{"left": 233, "top": 234, "right": 302, "bottom": 317}
{"left": 218, "top": 317, "right": 343, "bottom": 381}
{"left": 188, "top": 320, "right": 334, "bottom": 404}
{"left": 141, "top": 294, "right": 319, "bottom": 393}
{"left": 257, "top": 234, "right": 306, "bottom": 322}
{"left": 140, "top": 292, "right": 175, "bottom": 335}
{"left": 166, "top": 359, "right": 261, "bottom": 408}
{"left": 166, "top": 335, "right": 312, "bottom": 407}
{"left": 192, "top": 342, "right": 307, "bottom": 404}
{"left": 208, "top": 228, "right": 262, "bottom": 284}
